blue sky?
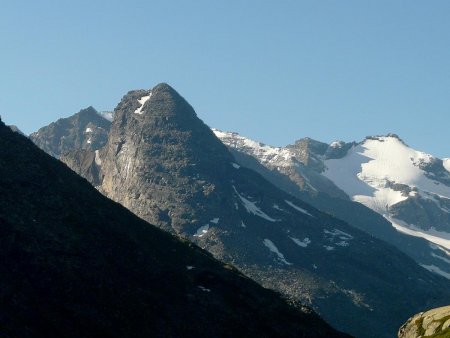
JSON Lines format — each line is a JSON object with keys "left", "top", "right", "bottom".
{"left": 1, "top": 1, "right": 449, "bottom": 157}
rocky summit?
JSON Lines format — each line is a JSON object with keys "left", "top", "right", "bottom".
{"left": 59, "top": 83, "right": 450, "bottom": 338}
{"left": 0, "top": 117, "right": 352, "bottom": 338}
{"left": 30, "top": 106, "right": 111, "bottom": 158}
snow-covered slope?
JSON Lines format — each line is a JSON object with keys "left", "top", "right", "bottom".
{"left": 323, "top": 135, "right": 450, "bottom": 250}
{"left": 214, "top": 130, "right": 450, "bottom": 280}
{"left": 324, "top": 136, "right": 450, "bottom": 211}
{"left": 213, "top": 129, "right": 347, "bottom": 197}
{"left": 444, "top": 158, "right": 450, "bottom": 173}
{"left": 212, "top": 129, "right": 294, "bottom": 167}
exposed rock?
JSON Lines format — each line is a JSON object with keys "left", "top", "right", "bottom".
{"left": 398, "top": 305, "right": 450, "bottom": 338}
{"left": 30, "top": 106, "right": 111, "bottom": 158}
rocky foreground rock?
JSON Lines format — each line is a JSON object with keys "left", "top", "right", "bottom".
{"left": 398, "top": 305, "right": 450, "bottom": 338}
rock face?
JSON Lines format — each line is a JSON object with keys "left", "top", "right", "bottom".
{"left": 60, "top": 83, "right": 450, "bottom": 338}
{"left": 398, "top": 305, "right": 450, "bottom": 338}
{"left": 30, "top": 106, "right": 111, "bottom": 158}
{"left": 0, "top": 117, "right": 351, "bottom": 338}
{"left": 215, "top": 130, "right": 450, "bottom": 281}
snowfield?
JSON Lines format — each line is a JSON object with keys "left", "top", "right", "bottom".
{"left": 324, "top": 136, "right": 450, "bottom": 214}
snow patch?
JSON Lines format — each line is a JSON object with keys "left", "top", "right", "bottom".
{"left": 98, "top": 111, "right": 114, "bottom": 121}
{"left": 233, "top": 186, "right": 279, "bottom": 222}
{"left": 87, "top": 138, "right": 92, "bottom": 144}
{"left": 95, "top": 150, "right": 102, "bottom": 166}
{"left": 390, "top": 217, "right": 450, "bottom": 250}
{"left": 231, "top": 162, "right": 240, "bottom": 169}
{"left": 324, "top": 229, "right": 353, "bottom": 248}
{"left": 273, "top": 204, "right": 284, "bottom": 211}
{"left": 198, "top": 285, "right": 211, "bottom": 292}
{"left": 263, "top": 239, "right": 292, "bottom": 265}
{"left": 431, "top": 253, "right": 450, "bottom": 265}
{"left": 241, "top": 221, "right": 246, "bottom": 228}
{"left": 330, "top": 141, "right": 345, "bottom": 148}
{"left": 210, "top": 218, "right": 219, "bottom": 224}
{"left": 324, "top": 246, "right": 334, "bottom": 251}
{"left": 430, "top": 243, "right": 450, "bottom": 257}
{"left": 290, "top": 237, "right": 311, "bottom": 248}
{"left": 194, "top": 225, "right": 209, "bottom": 238}
{"left": 85, "top": 127, "right": 93, "bottom": 133}
{"left": 324, "top": 229, "right": 354, "bottom": 240}
{"left": 285, "top": 200, "right": 313, "bottom": 217}
{"left": 134, "top": 92, "right": 152, "bottom": 115}
{"left": 444, "top": 159, "right": 450, "bottom": 173}
{"left": 420, "top": 264, "right": 450, "bottom": 280}
{"left": 186, "top": 266, "right": 195, "bottom": 270}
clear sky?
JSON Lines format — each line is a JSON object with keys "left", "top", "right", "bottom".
{"left": 1, "top": 1, "right": 449, "bottom": 157}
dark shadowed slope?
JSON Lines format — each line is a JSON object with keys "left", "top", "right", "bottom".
{"left": 0, "top": 118, "right": 348, "bottom": 338}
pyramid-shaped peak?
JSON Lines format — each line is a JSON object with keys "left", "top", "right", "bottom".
{"left": 127, "top": 83, "right": 181, "bottom": 100}
{"left": 152, "top": 82, "right": 177, "bottom": 92}
{"left": 114, "top": 83, "right": 197, "bottom": 124}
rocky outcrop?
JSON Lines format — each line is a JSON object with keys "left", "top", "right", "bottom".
{"left": 398, "top": 305, "right": 450, "bottom": 338}
{"left": 60, "top": 83, "right": 450, "bottom": 338}
{"left": 30, "top": 106, "right": 111, "bottom": 158}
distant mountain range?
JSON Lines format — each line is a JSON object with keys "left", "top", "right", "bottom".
{"left": 214, "top": 129, "right": 450, "bottom": 281}
{"left": 27, "top": 83, "right": 450, "bottom": 338}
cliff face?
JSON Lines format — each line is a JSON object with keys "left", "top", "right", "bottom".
{"left": 96, "top": 84, "right": 235, "bottom": 234}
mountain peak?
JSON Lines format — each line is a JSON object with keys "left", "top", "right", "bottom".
{"left": 363, "top": 133, "right": 407, "bottom": 146}
{"left": 152, "top": 82, "right": 177, "bottom": 92}
{"left": 78, "top": 105, "right": 97, "bottom": 115}
{"left": 29, "top": 106, "right": 111, "bottom": 158}
{"left": 98, "top": 84, "right": 234, "bottom": 232}
{"left": 115, "top": 83, "right": 196, "bottom": 122}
